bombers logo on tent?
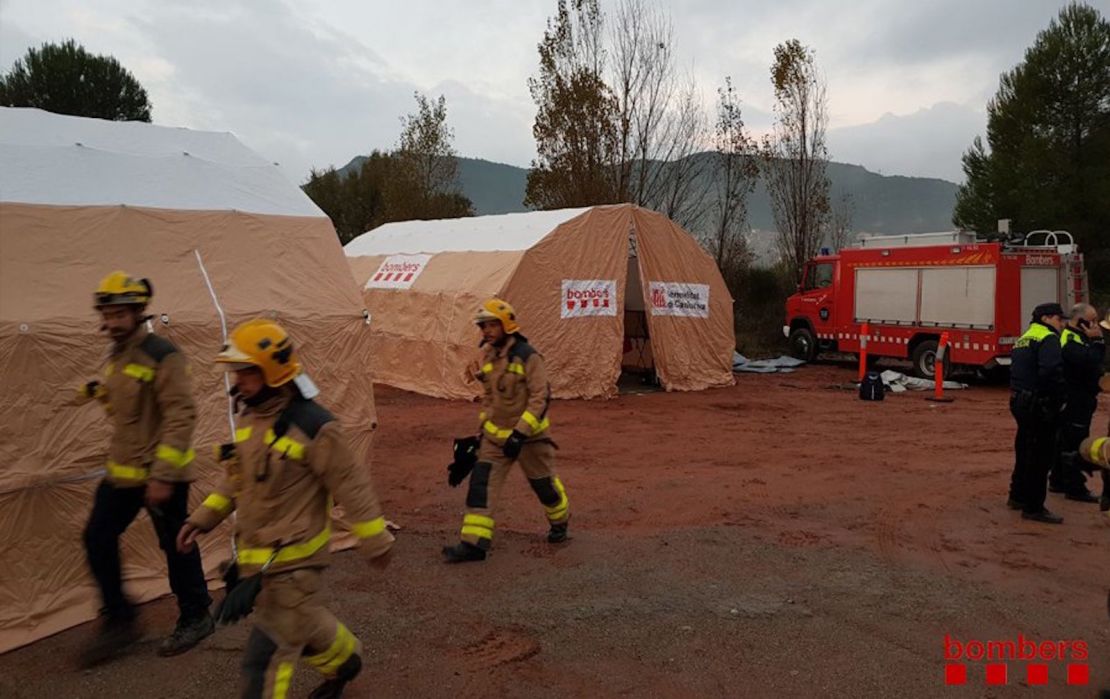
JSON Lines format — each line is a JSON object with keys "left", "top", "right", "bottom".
{"left": 649, "top": 282, "right": 710, "bottom": 318}
{"left": 366, "top": 254, "right": 431, "bottom": 290}
{"left": 561, "top": 280, "right": 618, "bottom": 318}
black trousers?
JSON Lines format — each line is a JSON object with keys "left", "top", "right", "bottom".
{"left": 83, "top": 480, "right": 211, "bottom": 621}
{"left": 1008, "top": 392, "right": 1059, "bottom": 514}
{"left": 1050, "top": 394, "right": 1098, "bottom": 494}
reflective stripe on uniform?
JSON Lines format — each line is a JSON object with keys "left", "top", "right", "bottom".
{"left": 461, "top": 513, "right": 494, "bottom": 540}
{"left": 1061, "top": 328, "right": 1080, "bottom": 347}
{"left": 264, "top": 429, "right": 305, "bottom": 460}
{"left": 1015, "top": 323, "right": 1053, "bottom": 349}
{"left": 481, "top": 363, "right": 493, "bottom": 374}
{"left": 351, "top": 516, "right": 386, "bottom": 539}
{"left": 305, "top": 623, "right": 358, "bottom": 676}
{"left": 483, "top": 421, "right": 513, "bottom": 440}
{"left": 507, "top": 362, "right": 525, "bottom": 376}
{"left": 237, "top": 525, "right": 331, "bottom": 566}
{"left": 156, "top": 444, "right": 196, "bottom": 468}
{"left": 107, "top": 460, "right": 148, "bottom": 482}
{"left": 545, "top": 476, "right": 569, "bottom": 521}
{"left": 203, "top": 492, "right": 233, "bottom": 515}
{"left": 273, "top": 661, "right": 294, "bottom": 699}
{"left": 122, "top": 363, "right": 155, "bottom": 382}
{"left": 520, "top": 411, "right": 550, "bottom": 435}
{"left": 235, "top": 427, "right": 253, "bottom": 442}
{"left": 1092, "top": 437, "right": 1108, "bottom": 465}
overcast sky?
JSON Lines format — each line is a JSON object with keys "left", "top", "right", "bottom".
{"left": 0, "top": 0, "right": 1084, "bottom": 184}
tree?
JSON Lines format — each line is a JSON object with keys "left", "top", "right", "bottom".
{"left": 707, "top": 77, "right": 758, "bottom": 274}
{"left": 525, "top": 0, "right": 620, "bottom": 209}
{"left": 762, "top": 39, "right": 831, "bottom": 284}
{"left": 525, "top": 0, "right": 711, "bottom": 229}
{"left": 0, "top": 39, "right": 152, "bottom": 121}
{"left": 953, "top": 2, "right": 1110, "bottom": 297}
{"left": 303, "top": 152, "right": 391, "bottom": 244}
{"left": 827, "top": 192, "right": 856, "bottom": 252}
{"left": 391, "top": 92, "right": 471, "bottom": 220}
{"left": 303, "top": 94, "right": 472, "bottom": 242}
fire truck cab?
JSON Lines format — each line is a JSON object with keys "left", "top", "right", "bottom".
{"left": 784, "top": 230, "right": 1089, "bottom": 378}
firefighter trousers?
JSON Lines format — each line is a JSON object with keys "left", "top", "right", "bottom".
{"left": 241, "top": 568, "right": 362, "bottom": 699}
{"left": 459, "top": 439, "right": 569, "bottom": 549}
{"left": 83, "top": 480, "right": 211, "bottom": 622}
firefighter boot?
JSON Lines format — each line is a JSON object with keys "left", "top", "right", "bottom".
{"left": 442, "top": 541, "right": 487, "bottom": 563}
{"left": 548, "top": 520, "right": 569, "bottom": 543}
{"left": 309, "top": 654, "right": 362, "bottom": 699}
{"left": 78, "top": 613, "right": 142, "bottom": 668}
{"left": 157, "top": 611, "right": 214, "bottom": 657}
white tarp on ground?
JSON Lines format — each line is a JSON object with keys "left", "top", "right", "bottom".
{"left": 880, "top": 369, "right": 967, "bottom": 392}
{"left": 732, "top": 352, "right": 806, "bottom": 374}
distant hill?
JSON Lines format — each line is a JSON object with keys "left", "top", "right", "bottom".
{"left": 338, "top": 154, "right": 958, "bottom": 234}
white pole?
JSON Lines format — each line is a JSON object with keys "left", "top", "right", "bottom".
{"left": 193, "top": 249, "right": 235, "bottom": 439}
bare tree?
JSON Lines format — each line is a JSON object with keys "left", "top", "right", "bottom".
{"left": 827, "top": 192, "right": 855, "bottom": 251}
{"left": 707, "top": 76, "right": 758, "bottom": 272}
{"left": 763, "top": 39, "right": 831, "bottom": 283}
{"left": 526, "top": 0, "right": 712, "bottom": 228}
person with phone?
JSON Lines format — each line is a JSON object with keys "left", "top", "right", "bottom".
{"left": 1050, "top": 304, "right": 1106, "bottom": 503}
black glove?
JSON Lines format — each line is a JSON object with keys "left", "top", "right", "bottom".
{"left": 214, "top": 563, "right": 262, "bottom": 625}
{"left": 447, "top": 436, "right": 480, "bottom": 487}
{"left": 503, "top": 430, "right": 527, "bottom": 460}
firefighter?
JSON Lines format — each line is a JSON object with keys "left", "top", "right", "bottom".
{"left": 176, "top": 319, "right": 394, "bottom": 699}
{"left": 1007, "top": 302, "right": 1068, "bottom": 523}
{"left": 442, "top": 298, "right": 570, "bottom": 563}
{"left": 1049, "top": 304, "right": 1105, "bottom": 502}
{"left": 78, "top": 271, "right": 213, "bottom": 667}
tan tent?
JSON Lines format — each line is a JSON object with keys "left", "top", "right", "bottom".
{"left": 0, "top": 108, "right": 376, "bottom": 652}
{"left": 346, "top": 204, "right": 735, "bottom": 400}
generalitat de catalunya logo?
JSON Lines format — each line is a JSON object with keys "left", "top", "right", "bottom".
{"left": 943, "top": 633, "right": 1089, "bottom": 687}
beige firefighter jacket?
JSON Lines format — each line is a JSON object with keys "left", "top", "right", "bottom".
{"left": 472, "top": 335, "right": 553, "bottom": 445}
{"left": 84, "top": 327, "right": 198, "bottom": 487}
{"left": 188, "top": 388, "right": 393, "bottom": 576}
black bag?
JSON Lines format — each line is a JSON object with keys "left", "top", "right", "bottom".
{"left": 859, "top": 371, "right": 885, "bottom": 401}
{"left": 447, "top": 436, "right": 481, "bottom": 487}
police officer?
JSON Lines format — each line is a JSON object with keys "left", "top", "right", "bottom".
{"left": 1049, "top": 304, "right": 1105, "bottom": 502}
{"left": 1007, "top": 302, "right": 1067, "bottom": 523}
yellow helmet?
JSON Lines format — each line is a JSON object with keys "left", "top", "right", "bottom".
{"left": 474, "top": 298, "right": 520, "bottom": 334}
{"left": 215, "top": 318, "right": 301, "bottom": 387}
{"left": 94, "top": 271, "right": 151, "bottom": 308}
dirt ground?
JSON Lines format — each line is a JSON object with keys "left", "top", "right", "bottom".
{"left": 2, "top": 363, "right": 1108, "bottom": 698}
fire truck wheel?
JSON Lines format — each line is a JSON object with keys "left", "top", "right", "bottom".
{"left": 788, "top": 327, "right": 817, "bottom": 362}
{"left": 910, "top": 340, "right": 950, "bottom": 379}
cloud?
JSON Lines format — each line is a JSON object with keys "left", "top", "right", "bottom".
{"left": 0, "top": 0, "right": 1080, "bottom": 183}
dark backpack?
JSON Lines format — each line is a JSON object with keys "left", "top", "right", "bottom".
{"left": 859, "top": 371, "right": 885, "bottom": 401}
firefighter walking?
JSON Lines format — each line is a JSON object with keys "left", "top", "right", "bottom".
{"left": 79, "top": 271, "right": 213, "bottom": 666}
{"left": 1049, "top": 304, "right": 1105, "bottom": 502}
{"left": 443, "top": 299, "right": 570, "bottom": 563}
{"left": 1007, "top": 302, "right": 1068, "bottom": 523}
{"left": 177, "top": 319, "right": 394, "bottom": 699}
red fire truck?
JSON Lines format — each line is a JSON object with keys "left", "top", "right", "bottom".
{"left": 784, "top": 230, "right": 1089, "bottom": 378}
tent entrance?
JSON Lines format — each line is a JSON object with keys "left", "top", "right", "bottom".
{"left": 620, "top": 252, "right": 659, "bottom": 392}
